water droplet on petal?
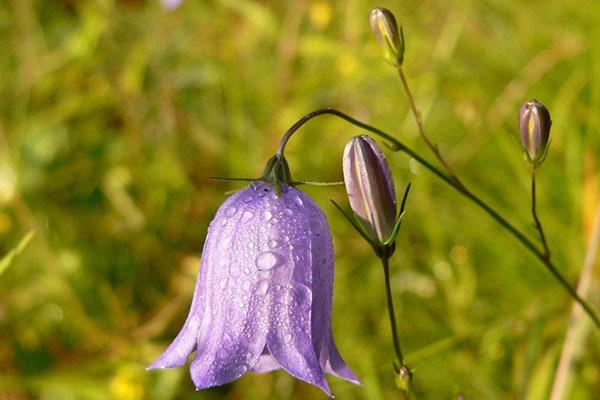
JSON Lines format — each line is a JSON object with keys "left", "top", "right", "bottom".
{"left": 242, "top": 210, "right": 254, "bottom": 221}
{"left": 254, "top": 279, "right": 270, "bottom": 295}
{"left": 241, "top": 280, "right": 251, "bottom": 292}
{"left": 216, "top": 348, "right": 229, "bottom": 360}
{"left": 225, "top": 206, "right": 237, "bottom": 217}
{"left": 295, "top": 196, "right": 304, "bottom": 206}
{"left": 292, "top": 284, "right": 312, "bottom": 310}
{"left": 284, "top": 208, "right": 294, "bottom": 216}
{"left": 268, "top": 239, "right": 280, "bottom": 249}
{"left": 187, "top": 316, "right": 200, "bottom": 331}
{"left": 256, "top": 251, "right": 285, "bottom": 271}
{"left": 262, "top": 210, "right": 272, "bottom": 221}
{"left": 283, "top": 332, "right": 292, "bottom": 343}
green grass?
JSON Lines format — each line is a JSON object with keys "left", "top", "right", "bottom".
{"left": 1, "top": 0, "right": 599, "bottom": 398}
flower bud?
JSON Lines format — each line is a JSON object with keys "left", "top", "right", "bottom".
{"left": 369, "top": 8, "right": 404, "bottom": 66}
{"left": 343, "top": 135, "right": 397, "bottom": 243}
{"left": 519, "top": 99, "right": 552, "bottom": 165}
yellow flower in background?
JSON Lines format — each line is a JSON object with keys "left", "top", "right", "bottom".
{"left": 110, "top": 365, "right": 144, "bottom": 400}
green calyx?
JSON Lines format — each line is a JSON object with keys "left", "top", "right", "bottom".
{"left": 331, "top": 183, "right": 411, "bottom": 260}
{"left": 261, "top": 154, "right": 292, "bottom": 196}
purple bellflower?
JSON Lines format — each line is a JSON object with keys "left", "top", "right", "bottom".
{"left": 148, "top": 173, "right": 359, "bottom": 396}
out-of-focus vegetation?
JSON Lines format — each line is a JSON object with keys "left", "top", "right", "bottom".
{"left": 1, "top": 0, "right": 599, "bottom": 399}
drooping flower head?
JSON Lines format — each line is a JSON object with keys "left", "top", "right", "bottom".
{"left": 519, "top": 99, "right": 552, "bottom": 165}
{"left": 148, "top": 155, "right": 359, "bottom": 396}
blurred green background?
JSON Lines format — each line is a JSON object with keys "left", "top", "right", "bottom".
{"left": 1, "top": 0, "right": 600, "bottom": 398}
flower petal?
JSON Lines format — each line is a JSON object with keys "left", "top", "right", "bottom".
{"left": 266, "top": 284, "right": 331, "bottom": 397}
{"left": 324, "top": 336, "right": 361, "bottom": 384}
{"left": 302, "top": 190, "right": 361, "bottom": 386}
{"left": 189, "top": 186, "right": 271, "bottom": 389}
{"left": 262, "top": 187, "right": 331, "bottom": 397}
{"left": 252, "top": 347, "right": 281, "bottom": 373}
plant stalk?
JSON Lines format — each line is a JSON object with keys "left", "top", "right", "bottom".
{"left": 275, "top": 107, "right": 600, "bottom": 329}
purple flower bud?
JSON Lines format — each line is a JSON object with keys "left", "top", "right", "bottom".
{"left": 148, "top": 182, "right": 359, "bottom": 396}
{"left": 343, "top": 135, "right": 397, "bottom": 243}
{"left": 369, "top": 8, "right": 405, "bottom": 66}
{"left": 519, "top": 99, "right": 552, "bottom": 165}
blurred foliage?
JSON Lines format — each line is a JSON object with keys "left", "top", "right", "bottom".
{"left": 1, "top": 0, "right": 599, "bottom": 399}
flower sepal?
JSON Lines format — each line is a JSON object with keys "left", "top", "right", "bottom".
{"left": 332, "top": 183, "right": 411, "bottom": 260}
{"left": 261, "top": 154, "right": 292, "bottom": 196}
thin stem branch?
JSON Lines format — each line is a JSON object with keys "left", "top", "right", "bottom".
{"left": 397, "top": 66, "right": 465, "bottom": 190}
{"left": 531, "top": 168, "right": 551, "bottom": 260}
{"left": 275, "top": 107, "right": 600, "bottom": 329}
{"left": 381, "top": 256, "right": 405, "bottom": 365}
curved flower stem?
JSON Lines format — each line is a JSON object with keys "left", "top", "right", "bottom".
{"left": 276, "top": 107, "right": 600, "bottom": 329}
{"left": 531, "top": 168, "right": 551, "bottom": 260}
{"left": 396, "top": 66, "right": 466, "bottom": 190}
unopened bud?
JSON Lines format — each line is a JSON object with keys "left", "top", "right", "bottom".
{"left": 369, "top": 8, "right": 405, "bottom": 66}
{"left": 519, "top": 99, "right": 551, "bottom": 165}
{"left": 343, "top": 135, "right": 397, "bottom": 243}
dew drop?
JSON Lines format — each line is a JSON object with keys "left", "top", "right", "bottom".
{"left": 242, "top": 210, "right": 254, "bottom": 221}
{"left": 216, "top": 348, "right": 229, "bottom": 360}
{"left": 283, "top": 332, "right": 293, "bottom": 343}
{"left": 284, "top": 208, "right": 294, "bottom": 216}
{"left": 225, "top": 206, "right": 237, "bottom": 218}
{"left": 256, "top": 251, "right": 285, "bottom": 271}
{"left": 292, "top": 284, "right": 312, "bottom": 310}
{"left": 220, "top": 236, "right": 232, "bottom": 249}
{"left": 241, "top": 280, "right": 251, "bottom": 292}
{"left": 262, "top": 210, "right": 272, "bottom": 221}
{"left": 295, "top": 196, "right": 304, "bottom": 206}
{"left": 254, "top": 279, "right": 270, "bottom": 296}
{"left": 267, "top": 239, "right": 280, "bottom": 249}
{"left": 187, "top": 316, "right": 200, "bottom": 331}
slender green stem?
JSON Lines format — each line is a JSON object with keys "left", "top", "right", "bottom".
{"left": 531, "top": 168, "right": 551, "bottom": 260}
{"left": 275, "top": 107, "right": 600, "bottom": 329}
{"left": 381, "top": 256, "right": 404, "bottom": 364}
{"left": 381, "top": 256, "right": 412, "bottom": 399}
{"left": 397, "top": 66, "right": 465, "bottom": 190}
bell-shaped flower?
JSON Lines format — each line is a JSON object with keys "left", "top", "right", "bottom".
{"left": 148, "top": 181, "right": 359, "bottom": 396}
{"left": 519, "top": 99, "right": 552, "bottom": 165}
